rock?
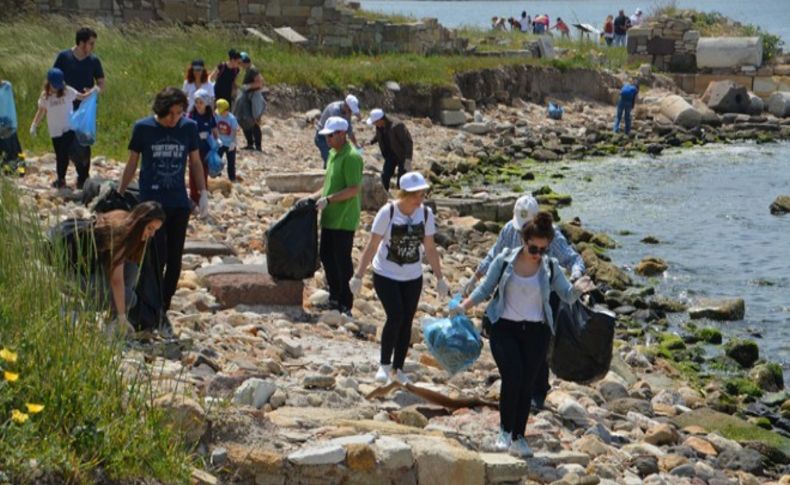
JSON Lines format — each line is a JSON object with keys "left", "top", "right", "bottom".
{"left": 303, "top": 375, "right": 336, "bottom": 389}
{"left": 558, "top": 398, "right": 590, "bottom": 426}
{"left": 659, "top": 454, "right": 689, "bottom": 472}
{"left": 572, "top": 435, "right": 610, "bottom": 458}
{"left": 233, "top": 378, "right": 277, "bottom": 409}
{"left": 274, "top": 336, "right": 304, "bottom": 358}
{"left": 597, "top": 379, "right": 629, "bottom": 402}
{"left": 532, "top": 148, "right": 560, "bottom": 162}
{"left": 440, "top": 97, "right": 464, "bottom": 111}
{"left": 692, "top": 99, "right": 722, "bottom": 126}
{"left": 683, "top": 436, "right": 718, "bottom": 457}
{"left": 346, "top": 443, "right": 376, "bottom": 472}
{"left": 747, "top": 92, "right": 765, "bottom": 115}
{"left": 304, "top": 109, "right": 321, "bottom": 122}
{"left": 725, "top": 339, "right": 760, "bottom": 368}
{"left": 308, "top": 289, "right": 330, "bottom": 306}
{"left": 461, "top": 122, "right": 491, "bottom": 135}
{"left": 770, "top": 195, "right": 790, "bottom": 215}
{"left": 607, "top": 398, "right": 653, "bottom": 417}
{"left": 767, "top": 92, "right": 790, "bottom": 118}
{"left": 480, "top": 452, "right": 528, "bottom": 483}
{"left": 269, "top": 389, "right": 287, "bottom": 409}
{"left": 534, "top": 450, "right": 591, "bottom": 467}
{"left": 716, "top": 448, "right": 765, "bottom": 474}
{"left": 196, "top": 264, "right": 304, "bottom": 308}
{"left": 696, "top": 37, "right": 763, "bottom": 69}
{"left": 702, "top": 80, "right": 750, "bottom": 114}
{"left": 625, "top": 349, "right": 651, "bottom": 368}
{"left": 644, "top": 424, "right": 680, "bottom": 446}
{"left": 373, "top": 436, "right": 413, "bottom": 470}
{"left": 397, "top": 407, "right": 429, "bottom": 428}
{"left": 207, "top": 178, "right": 232, "bottom": 197}
{"left": 631, "top": 455, "right": 659, "bottom": 478}
{"left": 183, "top": 240, "right": 236, "bottom": 257}
{"left": 635, "top": 257, "right": 668, "bottom": 276}
{"left": 659, "top": 95, "right": 701, "bottom": 129}
{"left": 440, "top": 110, "right": 467, "bottom": 127}
{"left": 706, "top": 433, "right": 743, "bottom": 455}
{"left": 669, "top": 463, "right": 695, "bottom": 477}
{"left": 749, "top": 363, "right": 784, "bottom": 392}
{"left": 410, "top": 436, "right": 485, "bottom": 485}
{"left": 153, "top": 393, "right": 207, "bottom": 444}
{"left": 210, "top": 447, "right": 228, "bottom": 467}
{"left": 288, "top": 444, "right": 346, "bottom": 466}
{"left": 688, "top": 298, "right": 745, "bottom": 321}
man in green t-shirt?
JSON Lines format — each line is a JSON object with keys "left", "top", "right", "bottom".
{"left": 311, "top": 116, "right": 363, "bottom": 315}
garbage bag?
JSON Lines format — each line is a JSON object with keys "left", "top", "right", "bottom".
{"left": 547, "top": 102, "right": 564, "bottom": 120}
{"left": 422, "top": 297, "right": 482, "bottom": 375}
{"left": 549, "top": 300, "right": 616, "bottom": 384}
{"left": 0, "top": 82, "right": 18, "bottom": 139}
{"left": 70, "top": 91, "right": 98, "bottom": 146}
{"left": 266, "top": 198, "right": 319, "bottom": 280}
{"left": 127, "top": 241, "right": 165, "bottom": 331}
{"left": 206, "top": 136, "right": 224, "bottom": 178}
{"left": 46, "top": 218, "right": 99, "bottom": 275}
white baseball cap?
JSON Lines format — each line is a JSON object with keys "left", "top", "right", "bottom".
{"left": 635, "top": 8, "right": 642, "bottom": 15}
{"left": 194, "top": 88, "right": 213, "bottom": 104}
{"left": 513, "top": 194, "right": 540, "bottom": 229}
{"left": 318, "top": 116, "right": 349, "bottom": 135}
{"left": 399, "top": 171, "right": 430, "bottom": 192}
{"left": 345, "top": 94, "right": 360, "bottom": 115}
{"left": 366, "top": 108, "right": 385, "bottom": 125}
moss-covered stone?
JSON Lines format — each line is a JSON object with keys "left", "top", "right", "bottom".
{"left": 694, "top": 327, "right": 723, "bottom": 344}
{"left": 749, "top": 363, "right": 784, "bottom": 393}
{"left": 673, "top": 409, "right": 790, "bottom": 455}
{"left": 724, "top": 377, "right": 763, "bottom": 398}
{"left": 725, "top": 339, "right": 760, "bottom": 368}
{"left": 591, "top": 233, "right": 618, "bottom": 249}
{"left": 749, "top": 417, "right": 773, "bottom": 430}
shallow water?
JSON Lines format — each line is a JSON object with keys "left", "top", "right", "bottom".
{"left": 360, "top": 0, "right": 790, "bottom": 43}
{"left": 537, "top": 142, "right": 790, "bottom": 380}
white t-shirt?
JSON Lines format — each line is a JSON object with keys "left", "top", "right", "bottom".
{"left": 500, "top": 271, "right": 544, "bottom": 322}
{"left": 38, "top": 87, "right": 78, "bottom": 138}
{"left": 182, "top": 80, "right": 215, "bottom": 112}
{"left": 371, "top": 202, "right": 436, "bottom": 282}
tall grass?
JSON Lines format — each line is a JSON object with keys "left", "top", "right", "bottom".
{"left": 0, "top": 180, "right": 191, "bottom": 482}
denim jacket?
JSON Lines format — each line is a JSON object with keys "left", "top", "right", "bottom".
{"left": 469, "top": 247, "right": 582, "bottom": 334}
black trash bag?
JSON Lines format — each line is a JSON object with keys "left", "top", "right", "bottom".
{"left": 266, "top": 198, "right": 319, "bottom": 280}
{"left": 80, "top": 177, "right": 111, "bottom": 206}
{"left": 46, "top": 218, "right": 99, "bottom": 274}
{"left": 549, "top": 300, "right": 616, "bottom": 384}
{"left": 82, "top": 178, "right": 140, "bottom": 214}
{"left": 127, "top": 241, "right": 165, "bottom": 331}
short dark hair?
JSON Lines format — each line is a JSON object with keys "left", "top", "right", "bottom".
{"left": 228, "top": 49, "right": 241, "bottom": 60}
{"left": 152, "top": 87, "right": 188, "bottom": 118}
{"left": 76, "top": 27, "right": 97, "bottom": 45}
{"left": 243, "top": 67, "right": 260, "bottom": 85}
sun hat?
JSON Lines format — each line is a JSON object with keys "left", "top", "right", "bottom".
{"left": 191, "top": 59, "right": 205, "bottom": 69}
{"left": 194, "top": 88, "right": 212, "bottom": 104}
{"left": 345, "top": 94, "right": 360, "bottom": 115}
{"left": 366, "top": 108, "right": 385, "bottom": 125}
{"left": 399, "top": 172, "right": 430, "bottom": 192}
{"left": 319, "top": 116, "right": 349, "bottom": 135}
{"left": 47, "top": 68, "right": 65, "bottom": 89}
{"left": 513, "top": 194, "right": 540, "bottom": 229}
{"left": 216, "top": 98, "right": 230, "bottom": 113}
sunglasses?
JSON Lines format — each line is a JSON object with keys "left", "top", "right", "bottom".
{"left": 527, "top": 244, "right": 548, "bottom": 256}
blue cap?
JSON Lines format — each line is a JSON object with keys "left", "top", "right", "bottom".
{"left": 47, "top": 68, "right": 65, "bottom": 89}
{"left": 240, "top": 51, "right": 250, "bottom": 62}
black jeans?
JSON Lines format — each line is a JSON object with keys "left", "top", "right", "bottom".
{"left": 153, "top": 206, "right": 191, "bottom": 311}
{"left": 319, "top": 228, "right": 355, "bottom": 311}
{"left": 51, "top": 130, "right": 79, "bottom": 185}
{"left": 218, "top": 146, "right": 237, "bottom": 181}
{"left": 0, "top": 132, "right": 22, "bottom": 163}
{"left": 490, "top": 319, "right": 552, "bottom": 439}
{"left": 374, "top": 273, "right": 423, "bottom": 369}
{"left": 243, "top": 124, "right": 261, "bottom": 150}
{"left": 381, "top": 156, "right": 405, "bottom": 191}
{"left": 68, "top": 138, "right": 91, "bottom": 188}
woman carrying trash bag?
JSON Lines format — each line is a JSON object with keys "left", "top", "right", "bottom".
{"left": 454, "top": 212, "right": 595, "bottom": 458}
{"left": 349, "top": 171, "right": 450, "bottom": 385}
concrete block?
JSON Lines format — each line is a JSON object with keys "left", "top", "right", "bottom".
{"left": 287, "top": 444, "right": 346, "bottom": 465}
{"left": 702, "top": 80, "right": 750, "bottom": 113}
{"left": 196, "top": 264, "right": 304, "bottom": 308}
{"left": 767, "top": 92, "right": 790, "bottom": 117}
{"left": 481, "top": 453, "right": 528, "bottom": 483}
{"left": 693, "top": 74, "right": 754, "bottom": 95}
{"left": 439, "top": 110, "right": 466, "bottom": 126}
{"left": 439, "top": 97, "right": 464, "bottom": 111}
{"left": 747, "top": 92, "right": 765, "bottom": 115}
{"left": 697, "top": 37, "right": 763, "bottom": 69}
{"left": 659, "top": 95, "right": 702, "bottom": 129}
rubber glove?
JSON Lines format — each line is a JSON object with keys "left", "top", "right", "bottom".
{"left": 349, "top": 276, "right": 362, "bottom": 296}
{"left": 199, "top": 190, "right": 209, "bottom": 218}
{"left": 316, "top": 197, "right": 329, "bottom": 211}
{"left": 436, "top": 277, "right": 450, "bottom": 298}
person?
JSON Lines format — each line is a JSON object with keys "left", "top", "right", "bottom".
{"left": 491, "top": 17, "right": 507, "bottom": 31}
{"left": 118, "top": 87, "right": 209, "bottom": 327}
{"left": 614, "top": 81, "right": 639, "bottom": 134}
{"left": 367, "top": 108, "right": 413, "bottom": 191}
{"left": 0, "top": 77, "right": 23, "bottom": 173}
{"left": 350, "top": 171, "right": 449, "bottom": 384}
{"left": 455, "top": 212, "right": 595, "bottom": 458}
{"left": 308, "top": 116, "right": 363, "bottom": 315}
{"left": 630, "top": 8, "right": 644, "bottom": 27}
{"left": 182, "top": 59, "right": 214, "bottom": 113}
{"left": 314, "top": 95, "right": 361, "bottom": 167}
{"left": 29, "top": 68, "right": 98, "bottom": 189}
{"left": 520, "top": 11, "right": 531, "bottom": 33}
{"left": 234, "top": 68, "right": 266, "bottom": 152}
{"left": 240, "top": 51, "right": 254, "bottom": 72}
{"left": 215, "top": 98, "right": 239, "bottom": 181}
{"left": 553, "top": 17, "right": 571, "bottom": 39}
{"left": 188, "top": 89, "right": 219, "bottom": 204}
{"left": 53, "top": 27, "right": 106, "bottom": 189}
{"left": 533, "top": 14, "right": 549, "bottom": 34}
{"left": 210, "top": 49, "right": 241, "bottom": 110}
{"left": 613, "top": 10, "right": 630, "bottom": 47}
{"left": 603, "top": 15, "right": 615, "bottom": 46}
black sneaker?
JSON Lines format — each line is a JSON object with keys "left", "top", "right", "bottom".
{"left": 157, "top": 315, "right": 175, "bottom": 339}
{"left": 51, "top": 179, "right": 66, "bottom": 189}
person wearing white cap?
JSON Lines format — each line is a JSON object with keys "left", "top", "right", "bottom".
{"left": 630, "top": 8, "right": 643, "bottom": 27}
{"left": 188, "top": 88, "right": 220, "bottom": 205}
{"left": 308, "top": 116, "right": 364, "bottom": 314}
{"left": 314, "top": 94, "right": 361, "bottom": 167}
{"left": 349, "top": 171, "right": 449, "bottom": 385}
{"left": 367, "top": 108, "right": 413, "bottom": 191}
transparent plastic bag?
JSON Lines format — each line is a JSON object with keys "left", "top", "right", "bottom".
{"left": 0, "top": 82, "right": 18, "bottom": 139}
{"left": 70, "top": 91, "right": 98, "bottom": 146}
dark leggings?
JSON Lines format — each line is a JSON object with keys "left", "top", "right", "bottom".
{"left": 319, "top": 228, "right": 355, "bottom": 311}
{"left": 0, "top": 132, "right": 22, "bottom": 163}
{"left": 52, "top": 130, "right": 78, "bottom": 185}
{"left": 153, "top": 206, "right": 191, "bottom": 311}
{"left": 381, "top": 156, "right": 405, "bottom": 191}
{"left": 374, "top": 273, "right": 423, "bottom": 369}
{"left": 218, "top": 146, "right": 237, "bottom": 181}
{"left": 490, "top": 319, "right": 552, "bottom": 439}
{"left": 243, "top": 125, "right": 262, "bottom": 150}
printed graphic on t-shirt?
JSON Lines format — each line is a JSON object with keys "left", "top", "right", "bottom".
{"left": 217, "top": 120, "right": 232, "bottom": 137}
{"left": 149, "top": 136, "right": 186, "bottom": 191}
{"left": 386, "top": 222, "right": 425, "bottom": 266}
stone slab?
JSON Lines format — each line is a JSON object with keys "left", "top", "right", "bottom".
{"left": 693, "top": 74, "right": 754, "bottom": 95}
{"left": 183, "top": 240, "right": 236, "bottom": 257}
{"left": 439, "top": 110, "right": 466, "bottom": 127}
{"left": 697, "top": 37, "right": 762, "bottom": 69}
{"left": 196, "top": 265, "right": 303, "bottom": 308}
{"left": 287, "top": 444, "right": 346, "bottom": 465}
{"left": 245, "top": 27, "right": 274, "bottom": 43}
{"left": 481, "top": 452, "right": 529, "bottom": 483}
{"left": 754, "top": 76, "right": 790, "bottom": 98}
{"left": 273, "top": 26, "right": 308, "bottom": 44}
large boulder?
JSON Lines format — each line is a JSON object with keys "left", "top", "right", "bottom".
{"left": 196, "top": 264, "right": 304, "bottom": 308}
{"left": 635, "top": 256, "right": 668, "bottom": 276}
{"left": 702, "top": 80, "right": 750, "bottom": 114}
{"left": 767, "top": 92, "right": 790, "bottom": 118}
{"left": 688, "top": 298, "right": 745, "bottom": 321}
{"left": 770, "top": 195, "right": 790, "bottom": 215}
{"left": 725, "top": 339, "right": 760, "bottom": 368}
{"left": 408, "top": 436, "right": 485, "bottom": 485}
{"left": 747, "top": 92, "right": 765, "bottom": 115}
{"left": 153, "top": 394, "right": 207, "bottom": 445}
{"left": 659, "top": 95, "right": 702, "bottom": 129}
{"left": 696, "top": 37, "right": 763, "bottom": 69}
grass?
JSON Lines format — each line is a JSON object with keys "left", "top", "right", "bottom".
{"left": 354, "top": 7, "right": 416, "bottom": 24}
{"left": 0, "top": 180, "right": 191, "bottom": 482}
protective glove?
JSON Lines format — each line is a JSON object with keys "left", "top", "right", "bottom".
{"left": 29, "top": 124, "right": 37, "bottom": 137}
{"left": 449, "top": 304, "right": 465, "bottom": 316}
{"left": 436, "top": 277, "right": 450, "bottom": 298}
{"left": 199, "top": 190, "right": 209, "bottom": 219}
{"left": 461, "top": 276, "right": 478, "bottom": 297}
{"left": 349, "top": 276, "right": 362, "bottom": 296}
{"left": 217, "top": 138, "right": 223, "bottom": 147}
{"left": 316, "top": 197, "right": 329, "bottom": 211}
{"left": 570, "top": 270, "right": 583, "bottom": 282}
{"left": 117, "top": 315, "right": 135, "bottom": 335}
{"left": 573, "top": 275, "right": 596, "bottom": 294}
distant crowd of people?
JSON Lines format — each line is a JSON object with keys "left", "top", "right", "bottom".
{"left": 491, "top": 7, "right": 645, "bottom": 44}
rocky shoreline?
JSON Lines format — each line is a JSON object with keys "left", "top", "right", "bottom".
{"left": 10, "top": 75, "right": 790, "bottom": 484}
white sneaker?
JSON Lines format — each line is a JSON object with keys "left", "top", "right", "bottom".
{"left": 494, "top": 429, "right": 512, "bottom": 452}
{"left": 375, "top": 364, "right": 392, "bottom": 384}
{"left": 508, "top": 436, "right": 534, "bottom": 458}
{"left": 394, "top": 369, "right": 411, "bottom": 385}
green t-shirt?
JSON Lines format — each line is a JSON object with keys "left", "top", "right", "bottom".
{"left": 320, "top": 142, "right": 363, "bottom": 231}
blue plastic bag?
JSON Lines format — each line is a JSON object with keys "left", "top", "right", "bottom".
{"left": 421, "top": 295, "right": 482, "bottom": 375}
{"left": 0, "top": 81, "right": 18, "bottom": 139}
{"left": 206, "top": 136, "right": 224, "bottom": 178}
{"left": 70, "top": 91, "right": 98, "bottom": 146}
{"left": 547, "top": 102, "right": 564, "bottom": 120}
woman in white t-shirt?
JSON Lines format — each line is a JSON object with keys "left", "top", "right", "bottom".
{"left": 30, "top": 68, "right": 97, "bottom": 189}
{"left": 182, "top": 59, "right": 214, "bottom": 113}
{"left": 349, "top": 171, "right": 450, "bottom": 385}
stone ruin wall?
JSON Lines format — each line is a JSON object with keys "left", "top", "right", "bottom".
{"left": 32, "top": 0, "right": 465, "bottom": 54}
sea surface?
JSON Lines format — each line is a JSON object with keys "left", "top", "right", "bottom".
{"left": 359, "top": 0, "right": 790, "bottom": 43}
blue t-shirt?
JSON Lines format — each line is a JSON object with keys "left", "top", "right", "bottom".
{"left": 53, "top": 49, "right": 104, "bottom": 108}
{"left": 128, "top": 116, "right": 199, "bottom": 209}
{"left": 620, "top": 84, "right": 638, "bottom": 104}
{"left": 189, "top": 109, "right": 216, "bottom": 156}
{"left": 215, "top": 112, "right": 239, "bottom": 148}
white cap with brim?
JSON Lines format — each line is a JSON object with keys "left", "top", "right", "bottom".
{"left": 366, "top": 108, "right": 385, "bottom": 125}
{"left": 194, "top": 88, "right": 213, "bottom": 104}
{"left": 319, "top": 116, "right": 349, "bottom": 135}
{"left": 345, "top": 94, "right": 360, "bottom": 115}
{"left": 513, "top": 194, "right": 540, "bottom": 229}
{"left": 399, "top": 171, "right": 430, "bottom": 192}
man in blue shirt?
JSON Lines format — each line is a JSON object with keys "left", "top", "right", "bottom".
{"left": 53, "top": 27, "right": 106, "bottom": 189}
{"left": 614, "top": 82, "right": 639, "bottom": 135}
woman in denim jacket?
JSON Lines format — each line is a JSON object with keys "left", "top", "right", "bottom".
{"left": 455, "top": 212, "right": 594, "bottom": 458}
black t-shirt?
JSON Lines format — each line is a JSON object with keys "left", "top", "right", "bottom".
{"left": 613, "top": 15, "right": 630, "bottom": 35}
{"left": 54, "top": 49, "right": 104, "bottom": 107}
{"left": 213, "top": 63, "right": 239, "bottom": 101}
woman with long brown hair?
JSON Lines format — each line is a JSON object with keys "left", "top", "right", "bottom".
{"left": 182, "top": 59, "right": 214, "bottom": 113}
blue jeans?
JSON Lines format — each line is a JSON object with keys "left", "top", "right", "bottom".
{"left": 314, "top": 130, "right": 331, "bottom": 168}
{"left": 613, "top": 99, "right": 633, "bottom": 134}
{"left": 613, "top": 34, "right": 626, "bottom": 47}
